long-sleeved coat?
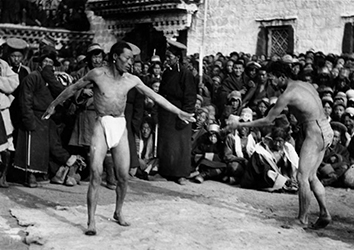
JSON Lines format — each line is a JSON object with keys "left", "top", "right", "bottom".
{"left": 157, "top": 63, "right": 197, "bottom": 178}
{"left": 0, "top": 59, "right": 19, "bottom": 152}
{"left": 14, "top": 67, "right": 69, "bottom": 174}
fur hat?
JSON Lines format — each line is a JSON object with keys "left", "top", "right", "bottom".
{"left": 240, "top": 107, "right": 253, "bottom": 122}
{"left": 330, "top": 121, "right": 347, "bottom": 134}
{"left": 322, "top": 96, "right": 334, "bottom": 105}
{"left": 208, "top": 123, "right": 220, "bottom": 134}
{"left": 227, "top": 90, "right": 242, "bottom": 102}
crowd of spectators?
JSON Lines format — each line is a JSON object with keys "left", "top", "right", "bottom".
{"left": 1, "top": 33, "right": 354, "bottom": 192}
{"left": 0, "top": 0, "right": 90, "bottom": 31}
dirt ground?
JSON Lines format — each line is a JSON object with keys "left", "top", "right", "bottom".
{"left": 0, "top": 176, "right": 354, "bottom": 249}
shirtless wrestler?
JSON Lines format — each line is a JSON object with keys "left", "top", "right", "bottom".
{"left": 42, "top": 41, "right": 196, "bottom": 235}
{"left": 227, "top": 61, "right": 333, "bottom": 229}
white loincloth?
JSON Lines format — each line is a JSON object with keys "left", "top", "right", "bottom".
{"left": 99, "top": 116, "right": 126, "bottom": 149}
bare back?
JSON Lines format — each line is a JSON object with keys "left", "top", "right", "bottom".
{"left": 281, "top": 80, "right": 325, "bottom": 124}
{"left": 89, "top": 66, "right": 139, "bottom": 117}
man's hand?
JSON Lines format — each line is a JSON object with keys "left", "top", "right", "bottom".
{"left": 226, "top": 114, "right": 241, "bottom": 130}
{"left": 178, "top": 111, "right": 196, "bottom": 124}
{"left": 41, "top": 105, "right": 55, "bottom": 120}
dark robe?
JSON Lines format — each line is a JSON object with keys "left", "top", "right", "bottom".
{"left": 14, "top": 68, "right": 69, "bottom": 174}
{"left": 158, "top": 63, "right": 197, "bottom": 178}
{"left": 125, "top": 88, "right": 144, "bottom": 169}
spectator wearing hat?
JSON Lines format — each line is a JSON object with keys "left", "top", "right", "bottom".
{"left": 192, "top": 123, "right": 226, "bottom": 184}
{"left": 0, "top": 57, "right": 19, "bottom": 188}
{"left": 14, "top": 48, "right": 84, "bottom": 188}
{"left": 318, "top": 121, "right": 350, "bottom": 187}
{"left": 192, "top": 107, "right": 209, "bottom": 154}
{"left": 315, "top": 66, "right": 332, "bottom": 88}
{"left": 332, "top": 99, "right": 347, "bottom": 123}
{"left": 69, "top": 43, "right": 105, "bottom": 151}
{"left": 333, "top": 68, "right": 350, "bottom": 94}
{"left": 346, "top": 89, "right": 354, "bottom": 108}
{"left": 3, "top": 38, "right": 30, "bottom": 144}
{"left": 211, "top": 75, "right": 222, "bottom": 106}
{"left": 343, "top": 107, "right": 354, "bottom": 147}
{"left": 157, "top": 39, "right": 197, "bottom": 185}
{"left": 219, "top": 90, "right": 242, "bottom": 128}
{"left": 228, "top": 90, "right": 242, "bottom": 115}
{"left": 224, "top": 110, "right": 257, "bottom": 185}
{"left": 322, "top": 96, "right": 334, "bottom": 122}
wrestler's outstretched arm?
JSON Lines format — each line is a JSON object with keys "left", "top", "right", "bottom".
{"left": 42, "top": 71, "right": 94, "bottom": 120}
{"left": 134, "top": 77, "right": 196, "bottom": 123}
{"left": 227, "top": 91, "right": 290, "bottom": 129}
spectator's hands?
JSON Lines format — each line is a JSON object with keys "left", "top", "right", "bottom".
{"left": 82, "top": 88, "right": 93, "bottom": 97}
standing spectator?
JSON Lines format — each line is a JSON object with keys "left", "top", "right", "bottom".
{"left": 14, "top": 46, "right": 83, "bottom": 187}
{"left": 69, "top": 43, "right": 104, "bottom": 180}
{"left": 3, "top": 38, "right": 30, "bottom": 145}
{"left": 158, "top": 39, "right": 197, "bottom": 185}
{"left": 0, "top": 58, "right": 19, "bottom": 188}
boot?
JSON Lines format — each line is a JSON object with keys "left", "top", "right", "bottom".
{"left": 25, "top": 173, "right": 38, "bottom": 188}
{"left": 65, "top": 155, "right": 86, "bottom": 187}
{"left": 50, "top": 166, "right": 69, "bottom": 184}
{"left": 0, "top": 150, "right": 11, "bottom": 188}
{"left": 104, "top": 156, "right": 117, "bottom": 190}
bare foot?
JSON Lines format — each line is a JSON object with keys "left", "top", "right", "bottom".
{"left": 113, "top": 212, "right": 130, "bottom": 226}
{"left": 281, "top": 219, "right": 308, "bottom": 230}
{"left": 310, "top": 216, "right": 332, "bottom": 230}
{"left": 0, "top": 178, "right": 9, "bottom": 188}
{"left": 85, "top": 223, "right": 97, "bottom": 236}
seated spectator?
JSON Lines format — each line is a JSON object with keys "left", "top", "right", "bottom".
{"left": 241, "top": 127, "right": 299, "bottom": 192}
{"left": 135, "top": 117, "right": 159, "bottom": 180}
{"left": 223, "top": 109, "right": 256, "bottom": 184}
{"left": 192, "top": 107, "right": 209, "bottom": 154}
{"left": 322, "top": 96, "right": 333, "bottom": 122}
{"left": 332, "top": 99, "right": 346, "bottom": 123}
{"left": 343, "top": 107, "right": 354, "bottom": 147}
{"left": 193, "top": 124, "right": 226, "bottom": 184}
{"left": 318, "top": 121, "right": 350, "bottom": 187}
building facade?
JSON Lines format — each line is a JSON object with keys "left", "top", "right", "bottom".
{"left": 88, "top": 0, "right": 354, "bottom": 59}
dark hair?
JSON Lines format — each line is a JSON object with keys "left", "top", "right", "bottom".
{"left": 270, "top": 126, "right": 290, "bottom": 141}
{"left": 266, "top": 61, "right": 292, "bottom": 78}
{"left": 234, "top": 60, "right": 245, "bottom": 67}
{"left": 141, "top": 116, "right": 156, "bottom": 131}
{"left": 108, "top": 41, "right": 132, "bottom": 64}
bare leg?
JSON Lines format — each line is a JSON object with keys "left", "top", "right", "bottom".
{"left": 297, "top": 137, "right": 331, "bottom": 228}
{"left": 309, "top": 151, "right": 331, "bottom": 229}
{"left": 85, "top": 122, "right": 107, "bottom": 236}
{"left": 111, "top": 129, "right": 130, "bottom": 226}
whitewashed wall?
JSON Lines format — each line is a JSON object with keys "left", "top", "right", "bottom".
{"left": 187, "top": 0, "right": 354, "bottom": 56}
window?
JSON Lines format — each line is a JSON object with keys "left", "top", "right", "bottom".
{"left": 255, "top": 17, "right": 296, "bottom": 58}
{"left": 267, "top": 26, "right": 291, "bottom": 57}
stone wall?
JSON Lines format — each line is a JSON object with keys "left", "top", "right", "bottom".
{"left": 187, "top": 0, "right": 354, "bottom": 56}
